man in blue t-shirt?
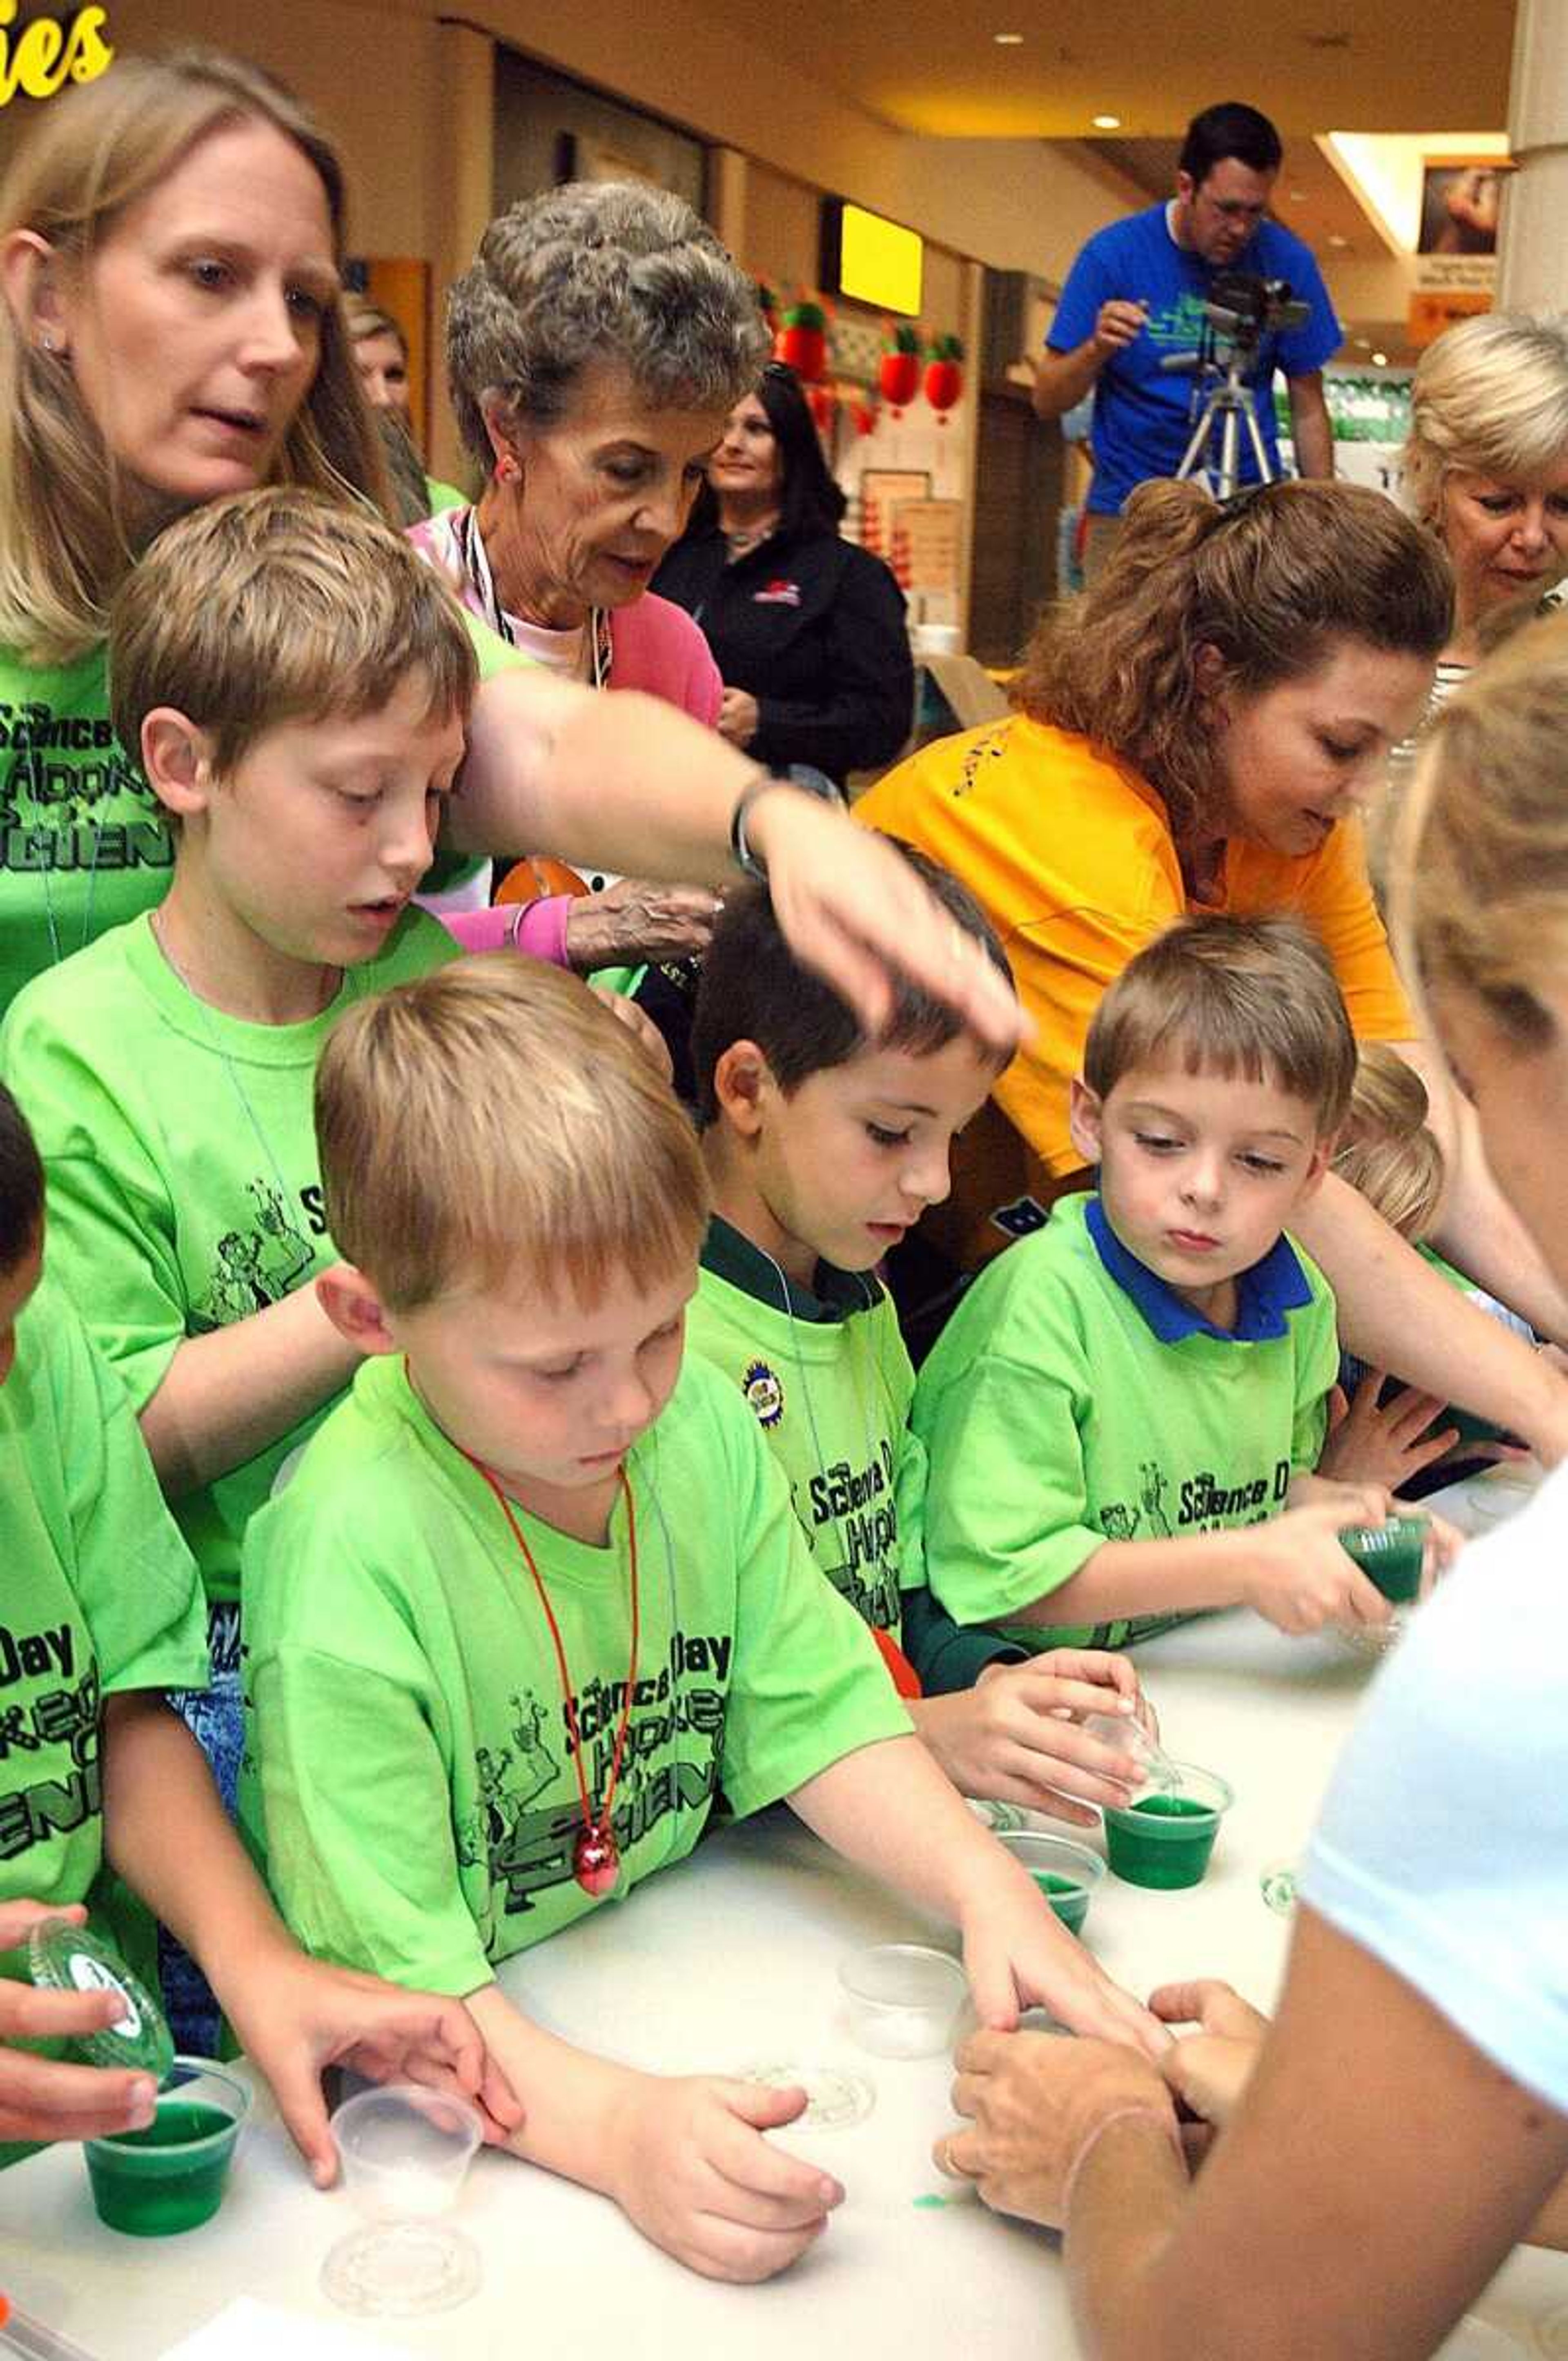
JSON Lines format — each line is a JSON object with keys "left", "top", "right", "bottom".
{"left": 1035, "top": 102, "right": 1341, "bottom": 580}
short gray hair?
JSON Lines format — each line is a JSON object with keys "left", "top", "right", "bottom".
{"left": 445, "top": 181, "right": 768, "bottom": 463}
{"left": 1404, "top": 310, "right": 1568, "bottom": 533}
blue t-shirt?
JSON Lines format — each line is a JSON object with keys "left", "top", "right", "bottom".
{"left": 1047, "top": 201, "right": 1341, "bottom": 514}
{"left": 1301, "top": 1467, "right": 1568, "bottom": 2113}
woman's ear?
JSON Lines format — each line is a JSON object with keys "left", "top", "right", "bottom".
{"left": 0, "top": 229, "right": 68, "bottom": 354}
{"left": 1192, "top": 641, "right": 1232, "bottom": 717}
{"left": 478, "top": 392, "right": 523, "bottom": 484}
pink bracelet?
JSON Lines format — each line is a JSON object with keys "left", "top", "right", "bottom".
{"left": 437, "top": 897, "right": 574, "bottom": 970}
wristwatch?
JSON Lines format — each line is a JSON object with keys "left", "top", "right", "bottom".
{"left": 728, "top": 773, "right": 786, "bottom": 882}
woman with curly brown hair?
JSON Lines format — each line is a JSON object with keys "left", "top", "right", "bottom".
{"left": 859, "top": 477, "right": 1568, "bottom": 1460}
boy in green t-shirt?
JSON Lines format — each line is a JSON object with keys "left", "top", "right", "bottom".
{"left": 0, "top": 489, "right": 480, "bottom": 1850}
{"left": 913, "top": 915, "right": 1463, "bottom": 1654}
{"left": 241, "top": 958, "right": 1159, "bottom": 2284}
{"left": 0, "top": 1081, "right": 516, "bottom": 2175}
{"left": 688, "top": 864, "right": 1155, "bottom": 1826}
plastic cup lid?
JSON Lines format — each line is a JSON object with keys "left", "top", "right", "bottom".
{"left": 28, "top": 1916, "right": 174, "bottom": 2082}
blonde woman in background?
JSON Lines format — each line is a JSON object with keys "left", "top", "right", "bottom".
{"left": 345, "top": 293, "right": 466, "bottom": 518}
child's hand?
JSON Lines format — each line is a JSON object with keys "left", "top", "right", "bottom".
{"left": 216, "top": 1941, "right": 524, "bottom": 2186}
{"left": 1151, "top": 1979, "right": 1270, "bottom": 2132}
{"left": 1240, "top": 1493, "right": 1393, "bottom": 1634}
{"left": 1317, "top": 1371, "right": 1459, "bottom": 1491}
{"left": 960, "top": 1872, "right": 1169, "bottom": 2058}
{"left": 0, "top": 1899, "right": 158, "bottom": 2145}
{"left": 1421, "top": 1510, "right": 1465, "bottom": 1584}
{"left": 920, "top": 1652, "right": 1151, "bottom": 1826}
{"left": 603, "top": 2071, "right": 843, "bottom": 2280}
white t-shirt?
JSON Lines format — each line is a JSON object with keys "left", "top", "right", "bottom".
{"left": 1302, "top": 1465, "right": 1568, "bottom": 2112}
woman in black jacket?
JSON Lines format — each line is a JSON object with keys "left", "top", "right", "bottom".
{"left": 654, "top": 362, "right": 914, "bottom": 788}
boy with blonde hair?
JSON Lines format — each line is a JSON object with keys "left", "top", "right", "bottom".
{"left": 241, "top": 957, "right": 1158, "bottom": 2284}
{"left": 913, "top": 915, "right": 1460, "bottom": 1650}
{"left": 689, "top": 868, "right": 1152, "bottom": 1822}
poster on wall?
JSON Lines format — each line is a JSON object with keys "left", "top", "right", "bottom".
{"left": 1418, "top": 163, "right": 1502, "bottom": 257}
{"left": 889, "top": 498, "right": 962, "bottom": 594}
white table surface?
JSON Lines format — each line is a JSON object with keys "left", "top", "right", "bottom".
{"left": 4, "top": 1465, "right": 1564, "bottom": 2361}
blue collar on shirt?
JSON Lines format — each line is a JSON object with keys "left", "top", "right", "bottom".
{"left": 1084, "top": 1195, "right": 1312, "bottom": 1344}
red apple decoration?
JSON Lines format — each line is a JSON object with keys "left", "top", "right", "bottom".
{"left": 924, "top": 334, "right": 965, "bottom": 423}
{"left": 775, "top": 299, "right": 828, "bottom": 382}
{"left": 878, "top": 322, "right": 922, "bottom": 415}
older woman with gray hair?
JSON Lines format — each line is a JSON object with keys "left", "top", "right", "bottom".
{"left": 410, "top": 180, "right": 766, "bottom": 978}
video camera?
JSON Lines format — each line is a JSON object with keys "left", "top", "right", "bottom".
{"left": 1202, "top": 270, "right": 1310, "bottom": 351}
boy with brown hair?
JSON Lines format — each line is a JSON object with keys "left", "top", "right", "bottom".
{"left": 241, "top": 956, "right": 1158, "bottom": 2284}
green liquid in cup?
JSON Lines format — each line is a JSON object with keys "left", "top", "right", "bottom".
{"left": 86, "top": 2102, "right": 239, "bottom": 2236}
{"left": 1105, "top": 1793, "right": 1222, "bottom": 1890}
{"left": 1036, "top": 1871, "right": 1089, "bottom": 1935}
{"left": 1338, "top": 1516, "right": 1427, "bottom": 1605}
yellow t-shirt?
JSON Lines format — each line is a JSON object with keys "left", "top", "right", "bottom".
{"left": 857, "top": 715, "right": 1412, "bottom": 1181}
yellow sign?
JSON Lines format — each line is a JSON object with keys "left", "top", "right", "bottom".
{"left": 1408, "top": 289, "right": 1491, "bottom": 348}
{"left": 836, "top": 205, "right": 923, "bottom": 318}
{"left": 0, "top": 4, "right": 113, "bottom": 107}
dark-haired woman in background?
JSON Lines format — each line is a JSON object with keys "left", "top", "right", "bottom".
{"left": 655, "top": 363, "right": 914, "bottom": 790}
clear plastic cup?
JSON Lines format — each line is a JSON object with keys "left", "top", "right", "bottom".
{"left": 321, "top": 2086, "right": 483, "bottom": 2319}
{"left": 838, "top": 1943, "right": 968, "bottom": 2058}
{"left": 84, "top": 2055, "right": 249, "bottom": 2237}
{"left": 1082, "top": 1713, "right": 1182, "bottom": 1791}
{"left": 1103, "top": 1764, "right": 1234, "bottom": 1890}
{"left": 993, "top": 1831, "right": 1106, "bottom": 1934}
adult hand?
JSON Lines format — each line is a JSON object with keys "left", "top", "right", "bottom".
{"left": 216, "top": 1942, "right": 523, "bottom": 2187}
{"left": 587, "top": 984, "right": 674, "bottom": 1084}
{"left": 1092, "top": 298, "right": 1149, "bottom": 357}
{"left": 717, "top": 688, "right": 761, "bottom": 749}
{"left": 1317, "top": 1371, "right": 1458, "bottom": 1492}
{"left": 918, "top": 1653, "right": 1150, "bottom": 1826}
{"left": 935, "top": 2027, "right": 1179, "bottom": 2229}
{"left": 0, "top": 1900, "right": 158, "bottom": 2145}
{"left": 566, "top": 880, "right": 721, "bottom": 971}
{"left": 1152, "top": 1980, "right": 1271, "bottom": 2131}
{"left": 603, "top": 2071, "right": 842, "bottom": 2281}
{"left": 752, "top": 784, "right": 1025, "bottom": 1053}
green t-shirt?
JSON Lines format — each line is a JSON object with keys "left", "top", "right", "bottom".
{"left": 0, "top": 613, "right": 524, "bottom": 1000}
{"left": 0, "top": 642, "right": 172, "bottom": 1021}
{"left": 0, "top": 1275, "right": 207, "bottom": 2165}
{"left": 687, "top": 1218, "right": 922, "bottom": 1637}
{"left": 0, "top": 909, "right": 456, "bottom": 1602}
{"left": 911, "top": 1193, "right": 1339, "bottom": 1652}
{"left": 239, "top": 1350, "right": 911, "bottom": 1995}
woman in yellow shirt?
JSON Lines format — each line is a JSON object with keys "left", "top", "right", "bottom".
{"left": 860, "top": 477, "right": 1568, "bottom": 1461}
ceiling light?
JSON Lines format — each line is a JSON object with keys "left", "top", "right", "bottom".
{"left": 1092, "top": 113, "right": 1121, "bottom": 129}
{"left": 1327, "top": 233, "right": 1349, "bottom": 248}
{"left": 1289, "top": 188, "right": 1306, "bottom": 202}
{"left": 1371, "top": 350, "right": 1388, "bottom": 365}
{"left": 993, "top": 31, "right": 1024, "bottom": 42}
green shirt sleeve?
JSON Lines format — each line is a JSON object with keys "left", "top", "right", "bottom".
{"left": 900, "top": 1582, "right": 1026, "bottom": 1694}
{"left": 243, "top": 1566, "right": 494, "bottom": 1999}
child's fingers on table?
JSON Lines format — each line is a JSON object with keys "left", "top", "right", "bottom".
{"left": 685, "top": 2208, "right": 828, "bottom": 2283}
{"left": 712, "top": 2088, "right": 845, "bottom": 2208}
{"left": 706, "top": 2161, "right": 840, "bottom": 2234}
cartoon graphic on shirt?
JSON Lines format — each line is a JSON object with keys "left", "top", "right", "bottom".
{"left": 1139, "top": 1462, "right": 1173, "bottom": 1539}
{"left": 191, "top": 1177, "right": 316, "bottom": 1330}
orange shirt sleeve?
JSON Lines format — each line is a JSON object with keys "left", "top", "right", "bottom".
{"left": 1229, "top": 818, "right": 1413, "bottom": 1044}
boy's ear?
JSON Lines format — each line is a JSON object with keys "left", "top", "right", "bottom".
{"left": 1067, "top": 1075, "right": 1105, "bottom": 1168}
{"left": 140, "top": 709, "right": 218, "bottom": 818}
{"left": 712, "top": 1040, "right": 776, "bottom": 1140}
{"left": 316, "top": 1265, "right": 400, "bottom": 1356}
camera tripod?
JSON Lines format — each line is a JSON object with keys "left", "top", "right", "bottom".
{"left": 1166, "top": 343, "right": 1276, "bottom": 502}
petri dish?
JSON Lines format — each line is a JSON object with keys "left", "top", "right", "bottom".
{"left": 29, "top": 1917, "right": 174, "bottom": 2083}
{"left": 321, "top": 2222, "right": 483, "bottom": 2319}
{"left": 739, "top": 2062, "right": 875, "bottom": 2129}
{"left": 321, "top": 2086, "right": 484, "bottom": 2320}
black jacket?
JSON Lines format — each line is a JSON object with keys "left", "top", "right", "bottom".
{"left": 653, "top": 522, "right": 913, "bottom": 784}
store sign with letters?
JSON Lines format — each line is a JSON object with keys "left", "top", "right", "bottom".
{"left": 0, "top": 3, "right": 113, "bottom": 108}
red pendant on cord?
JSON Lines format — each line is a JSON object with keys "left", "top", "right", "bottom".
{"left": 573, "top": 1822, "right": 621, "bottom": 1898}
{"left": 459, "top": 1443, "right": 641, "bottom": 1904}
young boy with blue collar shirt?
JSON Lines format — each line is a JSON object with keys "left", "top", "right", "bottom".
{"left": 0, "top": 1081, "right": 516, "bottom": 2176}
{"left": 239, "top": 957, "right": 1160, "bottom": 2286}
{"left": 913, "top": 915, "right": 1461, "bottom": 1654}
{"left": 687, "top": 863, "right": 1154, "bottom": 1825}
